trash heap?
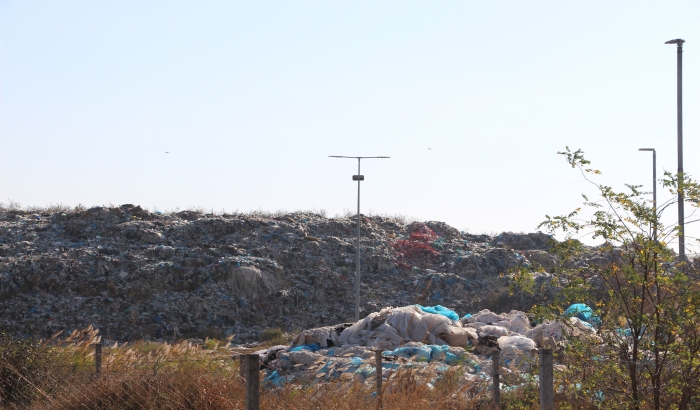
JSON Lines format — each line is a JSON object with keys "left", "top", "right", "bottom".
{"left": 0, "top": 205, "right": 556, "bottom": 342}
{"left": 258, "top": 303, "right": 601, "bottom": 388}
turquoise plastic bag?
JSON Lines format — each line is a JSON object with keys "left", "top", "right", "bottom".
{"left": 564, "top": 303, "right": 601, "bottom": 327}
{"left": 416, "top": 304, "right": 459, "bottom": 321}
{"left": 290, "top": 343, "right": 321, "bottom": 352}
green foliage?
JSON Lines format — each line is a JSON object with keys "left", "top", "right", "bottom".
{"left": 261, "top": 328, "right": 288, "bottom": 346}
{"left": 203, "top": 339, "right": 219, "bottom": 350}
{"left": 521, "top": 147, "right": 700, "bottom": 410}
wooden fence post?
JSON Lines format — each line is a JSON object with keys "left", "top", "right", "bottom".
{"left": 94, "top": 343, "right": 102, "bottom": 377}
{"left": 492, "top": 349, "right": 500, "bottom": 409}
{"left": 375, "top": 350, "right": 383, "bottom": 397}
{"left": 539, "top": 349, "right": 554, "bottom": 410}
{"left": 244, "top": 354, "right": 260, "bottom": 410}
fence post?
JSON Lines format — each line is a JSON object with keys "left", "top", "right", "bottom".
{"left": 492, "top": 349, "right": 500, "bottom": 409}
{"left": 244, "top": 354, "right": 260, "bottom": 410}
{"left": 375, "top": 350, "right": 383, "bottom": 398}
{"left": 239, "top": 355, "right": 245, "bottom": 378}
{"left": 539, "top": 349, "right": 554, "bottom": 410}
{"left": 94, "top": 343, "right": 102, "bottom": 377}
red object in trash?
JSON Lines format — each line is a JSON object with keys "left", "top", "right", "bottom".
{"left": 392, "top": 239, "right": 440, "bottom": 258}
{"left": 391, "top": 225, "right": 441, "bottom": 268}
{"left": 409, "top": 226, "right": 439, "bottom": 242}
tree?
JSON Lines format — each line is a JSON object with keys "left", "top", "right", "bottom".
{"left": 523, "top": 148, "right": 700, "bottom": 409}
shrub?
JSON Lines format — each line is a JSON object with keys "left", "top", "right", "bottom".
{"left": 203, "top": 338, "right": 219, "bottom": 350}
{"left": 0, "top": 333, "right": 55, "bottom": 407}
{"left": 261, "top": 328, "right": 287, "bottom": 345}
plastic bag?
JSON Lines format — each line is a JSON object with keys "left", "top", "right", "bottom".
{"left": 289, "top": 343, "right": 321, "bottom": 352}
{"left": 497, "top": 335, "right": 536, "bottom": 351}
{"left": 416, "top": 304, "right": 459, "bottom": 321}
{"left": 384, "top": 344, "right": 433, "bottom": 361}
{"left": 263, "top": 370, "right": 287, "bottom": 388}
{"left": 564, "top": 303, "right": 601, "bottom": 328}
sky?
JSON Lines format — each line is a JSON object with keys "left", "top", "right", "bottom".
{"left": 2, "top": 1, "right": 700, "bottom": 250}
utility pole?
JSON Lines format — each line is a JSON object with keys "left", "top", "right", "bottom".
{"left": 639, "top": 148, "right": 657, "bottom": 242}
{"left": 665, "top": 38, "right": 685, "bottom": 260}
{"left": 329, "top": 155, "right": 390, "bottom": 321}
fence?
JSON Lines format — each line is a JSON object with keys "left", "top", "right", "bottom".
{"left": 1, "top": 341, "right": 243, "bottom": 410}
{"left": 1, "top": 342, "right": 558, "bottom": 410}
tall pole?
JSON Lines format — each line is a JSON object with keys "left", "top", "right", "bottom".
{"left": 330, "top": 155, "right": 390, "bottom": 322}
{"left": 639, "top": 148, "right": 657, "bottom": 242}
{"left": 677, "top": 41, "right": 685, "bottom": 260}
{"left": 666, "top": 39, "right": 685, "bottom": 260}
{"left": 653, "top": 149, "right": 657, "bottom": 243}
{"left": 356, "top": 158, "right": 361, "bottom": 322}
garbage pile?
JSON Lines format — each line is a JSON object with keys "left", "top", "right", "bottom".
{"left": 257, "top": 303, "right": 601, "bottom": 388}
{"left": 0, "top": 205, "right": 557, "bottom": 342}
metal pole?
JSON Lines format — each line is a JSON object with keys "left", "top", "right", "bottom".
{"left": 329, "top": 155, "right": 389, "bottom": 322}
{"left": 665, "top": 40, "right": 688, "bottom": 260}
{"left": 356, "top": 158, "right": 361, "bottom": 322}
{"left": 640, "top": 148, "right": 658, "bottom": 242}
{"left": 653, "top": 149, "right": 657, "bottom": 243}
{"left": 677, "top": 41, "right": 685, "bottom": 261}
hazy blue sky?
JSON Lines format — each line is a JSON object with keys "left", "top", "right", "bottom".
{"left": 2, "top": 1, "right": 700, "bottom": 249}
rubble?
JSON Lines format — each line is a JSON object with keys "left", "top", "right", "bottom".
{"left": 0, "top": 205, "right": 560, "bottom": 342}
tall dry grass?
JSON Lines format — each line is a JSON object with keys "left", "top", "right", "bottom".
{"left": 31, "top": 366, "right": 497, "bottom": 410}
{"left": 0, "top": 327, "right": 604, "bottom": 409}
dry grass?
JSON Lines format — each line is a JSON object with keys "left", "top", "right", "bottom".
{"left": 28, "top": 363, "right": 598, "bottom": 410}
{"left": 28, "top": 366, "right": 497, "bottom": 410}
{"left": 2, "top": 327, "right": 499, "bottom": 409}
{"left": 0, "top": 327, "right": 608, "bottom": 409}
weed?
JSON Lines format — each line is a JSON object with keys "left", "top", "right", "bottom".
{"left": 261, "top": 328, "right": 288, "bottom": 346}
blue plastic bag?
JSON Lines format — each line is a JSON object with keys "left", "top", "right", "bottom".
{"left": 564, "top": 303, "right": 601, "bottom": 327}
{"left": 349, "top": 357, "right": 364, "bottom": 366}
{"left": 416, "top": 305, "right": 459, "bottom": 321}
{"left": 428, "top": 345, "right": 449, "bottom": 360}
{"left": 564, "top": 303, "right": 593, "bottom": 321}
{"left": 384, "top": 345, "right": 432, "bottom": 361}
{"left": 263, "top": 370, "right": 287, "bottom": 388}
{"left": 290, "top": 343, "right": 321, "bottom": 352}
{"left": 444, "top": 352, "right": 462, "bottom": 364}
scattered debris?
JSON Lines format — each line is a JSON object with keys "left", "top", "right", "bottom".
{"left": 0, "top": 206, "right": 557, "bottom": 342}
{"left": 259, "top": 303, "right": 602, "bottom": 389}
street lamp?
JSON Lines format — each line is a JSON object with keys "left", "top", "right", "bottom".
{"left": 639, "top": 148, "right": 657, "bottom": 242}
{"left": 665, "top": 38, "right": 685, "bottom": 260}
{"left": 329, "top": 155, "right": 390, "bottom": 321}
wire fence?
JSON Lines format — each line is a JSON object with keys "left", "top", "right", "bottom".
{"left": 0, "top": 343, "right": 559, "bottom": 410}
{"left": 1, "top": 351, "right": 246, "bottom": 410}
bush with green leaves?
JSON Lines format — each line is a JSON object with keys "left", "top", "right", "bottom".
{"left": 261, "top": 328, "right": 288, "bottom": 346}
{"left": 516, "top": 148, "right": 700, "bottom": 410}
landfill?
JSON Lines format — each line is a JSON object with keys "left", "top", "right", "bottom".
{"left": 0, "top": 205, "right": 557, "bottom": 342}
{"left": 255, "top": 303, "right": 601, "bottom": 389}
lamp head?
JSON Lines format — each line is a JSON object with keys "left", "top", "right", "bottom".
{"left": 639, "top": 148, "right": 655, "bottom": 152}
{"left": 665, "top": 39, "right": 685, "bottom": 45}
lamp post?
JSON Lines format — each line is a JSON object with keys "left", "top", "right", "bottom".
{"left": 665, "top": 38, "right": 685, "bottom": 260}
{"left": 329, "top": 155, "right": 390, "bottom": 321}
{"left": 639, "top": 148, "right": 657, "bottom": 242}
